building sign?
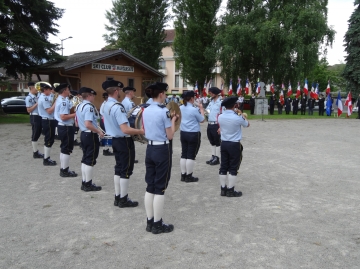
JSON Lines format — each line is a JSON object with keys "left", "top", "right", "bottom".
{"left": 92, "top": 63, "right": 134, "bottom": 72}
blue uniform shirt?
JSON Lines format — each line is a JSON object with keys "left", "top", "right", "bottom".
{"left": 218, "top": 110, "right": 249, "bottom": 142}
{"left": 54, "top": 96, "right": 74, "bottom": 125}
{"left": 25, "top": 93, "right": 39, "bottom": 114}
{"left": 180, "top": 104, "right": 204, "bottom": 132}
{"left": 146, "top": 98, "right": 154, "bottom": 104}
{"left": 38, "top": 93, "right": 54, "bottom": 119}
{"left": 102, "top": 97, "right": 129, "bottom": 137}
{"left": 207, "top": 97, "right": 222, "bottom": 122}
{"left": 122, "top": 96, "right": 135, "bottom": 113}
{"left": 76, "top": 100, "right": 99, "bottom": 132}
{"left": 143, "top": 102, "right": 172, "bottom": 141}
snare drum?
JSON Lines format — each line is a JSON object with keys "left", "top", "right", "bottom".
{"left": 101, "top": 135, "right": 112, "bottom": 147}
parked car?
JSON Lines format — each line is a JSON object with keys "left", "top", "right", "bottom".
{"left": 1, "top": 99, "right": 28, "bottom": 114}
{"left": 1, "top": 96, "right": 27, "bottom": 104}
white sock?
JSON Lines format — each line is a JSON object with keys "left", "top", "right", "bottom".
{"left": 32, "top": 141, "right": 38, "bottom": 152}
{"left": 81, "top": 163, "right": 86, "bottom": 182}
{"left": 186, "top": 159, "right": 195, "bottom": 175}
{"left": 114, "top": 175, "right": 120, "bottom": 196}
{"left": 215, "top": 146, "right": 220, "bottom": 158}
{"left": 120, "top": 178, "right": 129, "bottom": 198}
{"left": 228, "top": 174, "right": 237, "bottom": 189}
{"left": 44, "top": 146, "right": 51, "bottom": 159}
{"left": 180, "top": 158, "right": 187, "bottom": 174}
{"left": 144, "top": 192, "right": 155, "bottom": 220}
{"left": 63, "top": 154, "right": 70, "bottom": 169}
{"left": 60, "top": 153, "right": 64, "bottom": 169}
{"left": 55, "top": 127, "right": 58, "bottom": 135}
{"left": 74, "top": 133, "right": 77, "bottom": 141}
{"left": 153, "top": 195, "right": 165, "bottom": 222}
{"left": 211, "top": 145, "right": 216, "bottom": 156}
{"left": 84, "top": 164, "right": 93, "bottom": 183}
{"left": 219, "top": 174, "right": 227, "bottom": 188}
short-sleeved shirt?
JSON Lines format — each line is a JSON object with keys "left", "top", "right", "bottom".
{"left": 76, "top": 100, "right": 99, "bottom": 132}
{"left": 146, "top": 98, "right": 154, "bottom": 105}
{"left": 180, "top": 104, "right": 204, "bottom": 132}
{"left": 218, "top": 110, "right": 248, "bottom": 142}
{"left": 102, "top": 97, "right": 128, "bottom": 137}
{"left": 122, "top": 96, "right": 135, "bottom": 113}
{"left": 100, "top": 101, "right": 107, "bottom": 115}
{"left": 25, "top": 93, "right": 39, "bottom": 114}
{"left": 207, "top": 97, "right": 222, "bottom": 122}
{"left": 38, "top": 93, "right": 54, "bottom": 119}
{"left": 54, "top": 96, "right": 74, "bottom": 125}
{"left": 143, "top": 102, "right": 172, "bottom": 141}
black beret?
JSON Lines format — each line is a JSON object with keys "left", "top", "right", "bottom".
{"left": 79, "top": 87, "right": 97, "bottom": 95}
{"left": 182, "top": 91, "right": 195, "bottom": 98}
{"left": 40, "top": 83, "right": 52, "bottom": 89}
{"left": 145, "top": 91, "right": 152, "bottom": 98}
{"left": 222, "top": 96, "right": 238, "bottom": 107}
{"left": 146, "top": 82, "right": 168, "bottom": 92}
{"left": 70, "top": 90, "right": 78, "bottom": 96}
{"left": 102, "top": 79, "right": 124, "bottom": 90}
{"left": 208, "top": 87, "right": 221, "bottom": 95}
{"left": 28, "top": 82, "right": 35, "bottom": 87}
{"left": 123, "top": 86, "right": 136, "bottom": 92}
{"left": 102, "top": 92, "right": 108, "bottom": 98}
{"left": 54, "top": 83, "right": 69, "bottom": 93}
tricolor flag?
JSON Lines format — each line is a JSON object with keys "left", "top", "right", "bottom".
{"left": 194, "top": 81, "right": 199, "bottom": 98}
{"left": 314, "top": 83, "right": 319, "bottom": 99}
{"left": 228, "top": 79, "right": 233, "bottom": 95}
{"left": 296, "top": 81, "right": 301, "bottom": 98}
{"left": 256, "top": 78, "right": 261, "bottom": 94}
{"left": 281, "top": 82, "right": 285, "bottom": 91}
{"left": 336, "top": 91, "right": 343, "bottom": 117}
{"left": 236, "top": 77, "right": 242, "bottom": 96}
{"left": 202, "top": 79, "right": 207, "bottom": 97}
{"left": 207, "top": 78, "right": 212, "bottom": 92}
{"left": 303, "top": 79, "right": 309, "bottom": 95}
{"left": 326, "top": 80, "right": 331, "bottom": 95}
{"left": 287, "top": 81, "right": 292, "bottom": 97}
{"left": 220, "top": 81, "right": 224, "bottom": 97}
{"left": 280, "top": 89, "right": 285, "bottom": 105}
{"left": 310, "top": 83, "right": 315, "bottom": 98}
{"left": 245, "top": 78, "right": 249, "bottom": 95}
{"left": 270, "top": 81, "right": 275, "bottom": 94}
{"left": 345, "top": 92, "right": 352, "bottom": 116}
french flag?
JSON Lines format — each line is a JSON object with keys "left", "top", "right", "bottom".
{"left": 245, "top": 78, "right": 249, "bottom": 95}
{"left": 326, "top": 80, "right": 331, "bottom": 95}
{"left": 314, "top": 83, "right": 319, "bottom": 99}
{"left": 345, "top": 92, "right": 352, "bottom": 116}
{"left": 270, "top": 81, "right": 275, "bottom": 94}
{"left": 280, "top": 89, "right": 285, "bottom": 105}
{"left": 336, "top": 91, "right": 343, "bottom": 116}
{"left": 256, "top": 79, "right": 261, "bottom": 94}
{"left": 220, "top": 81, "right": 224, "bottom": 97}
{"left": 310, "top": 83, "right": 315, "bottom": 98}
{"left": 202, "top": 79, "right": 207, "bottom": 97}
{"left": 296, "top": 81, "right": 301, "bottom": 98}
{"left": 228, "top": 79, "right": 233, "bottom": 95}
{"left": 287, "top": 81, "right": 292, "bottom": 97}
{"left": 303, "top": 79, "right": 309, "bottom": 95}
{"left": 236, "top": 77, "right": 242, "bottom": 96}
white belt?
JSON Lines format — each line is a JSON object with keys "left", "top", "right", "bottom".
{"left": 58, "top": 122, "right": 73, "bottom": 126}
{"left": 84, "top": 130, "right": 92, "bottom": 133}
{"left": 148, "top": 140, "right": 169, "bottom": 145}
{"left": 42, "top": 118, "right": 55, "bottom": 120}
{"left": 30, "top": 113, "right": 38, "bottom": 115}
{"left": 208, "top": 121, "right": 218, "bottom": 125}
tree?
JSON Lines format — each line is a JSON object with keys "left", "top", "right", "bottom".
{"left": 172, "top": 0, "right": 222, "bottom": 86}
{"left": 343, "top": 0, "right": 360, "bottom": 95}
{"left": 103, "top": 0, "right": 171, "bottom": 69}
{"left": 0, "top": 0, "right": 64, "bottom": 79}
{"left": 215, "top": 0, "right": 335, "bottom": 90}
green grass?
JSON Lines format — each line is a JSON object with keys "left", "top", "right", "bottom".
{"left": 0, "top": 114, "right": 30, "bottom": 124}
{"left": 243, "top": 110, "right": 359, "bottom": 120}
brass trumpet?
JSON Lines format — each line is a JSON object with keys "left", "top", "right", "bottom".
{"left": 35, "top": 81, "right": 52, "bottom": 92}
{"left": 166, "top": 101, "right": 182, "bottom": 131}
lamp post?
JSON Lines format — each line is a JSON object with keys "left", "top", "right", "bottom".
{"left": 60, "top": 36, "right": 73, "bottom": 56}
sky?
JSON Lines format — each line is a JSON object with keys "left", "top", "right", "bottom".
{"left": 48, "top": 0, "right": 355, "bottom": 65}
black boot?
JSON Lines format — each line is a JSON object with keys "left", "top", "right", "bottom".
{"left": 209, "top": 156, "right": 220, "bottom": 165}
{"left": 221, "top": 185, "right": 227, "bottom": 196}
{"left": 43, "top": 157, "right": 57, "bottom": 166}
{"left": 206, "top": 155, "right": 214, "bottom": 164}
{"left": 73, "top": 139, "right": 81, "bottom": 146}
{"left": 33, "top": 151, "right": 44, "bottom": 159}
{"left": 60, "top": 167, "right": 78, "bottom": 177}
{"left": 185, "top": 173, "right": 198, "bottom": 183}
{"left": 181, "top": 173, "right": 186, "bottom": 182}
{"left": 226, "top": 187, "right": 242, "bottom": 197}
{"left": 151, "top": 219, "right": 174, "bottom": 234}
{"left": 118, "top": 194, "right": 138, "bottom": 208}
{"left": 81, "top": 181, "right": 85, "bottom": 191}
{"left": 103, "top": 148, "right": 114, "bottom": 156}
{"left": 114, "top": 195, "right": 120, "bottom": 206}
{"left": 146, "top": 218, "right": 154, "bottom": 232}
{"left": 83, "top": 180, "right": 102, "bottom": 192}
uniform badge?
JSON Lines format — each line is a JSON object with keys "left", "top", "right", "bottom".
{"left": 45, "top": 97, "right": 48, "bottom": 101}
{"left": 90, "top": 108, "right": 94, "bottom": 112}
{"left": 29, "top": 99, "right": 32, "bottom": 103}
{"left": 62, "top": 102, "right": 66, "bottom": 106}
{"left": 166, "top": 111, "right": 171, "bottom": 118}
{"left": 120, "top": 107, "right": 125, "bottom": 113}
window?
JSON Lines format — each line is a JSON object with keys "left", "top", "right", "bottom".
{"left": 159, "top": 60, "right": 166, "bottom": 69}
{"left": 128, "top": 78, "right": 134, "bottom": 88}
{"left": 175, "top": 65, "right": 179, "bottom": 73}
{"left": 175, "top": 75, "right": 179, "bottom": 88}
{"left": 183, "top": 79, "right": 187, "bottom": 87}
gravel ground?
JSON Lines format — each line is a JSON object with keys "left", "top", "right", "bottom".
{"left": 0, "top": 118, "right": 359, "bottom": 269}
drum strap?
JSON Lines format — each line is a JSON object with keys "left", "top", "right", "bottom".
{"left": 108, "top": 102, "right": 126, "bottom": 115}
{"left": 81, "top": 103, "right": 95, "bottom": 112}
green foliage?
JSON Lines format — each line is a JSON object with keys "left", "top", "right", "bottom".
{"left": 103, "top": 0, "right": 170, "bottom": 69}
{"left": 172, "top": 0, "right": 221, "bottom": 86}
{"left": 0, "top": 0, "right": 64, "bottom": 79}
{"left": 343, "top": 1, "right": 360, "bottom": 95}
{"left": 215, "top": 0, "right": 335, "bottom": 89}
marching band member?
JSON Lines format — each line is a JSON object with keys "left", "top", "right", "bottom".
{"left": 76, "top": 87, "right": 103, "bottom": 192}
{"left": 206, "top": 87, "right": 222, "bottom": 165}
{"left": 37, "top": 83, "right": 57, "bottom": 166}
{"left": 218, "top": 96, "right": 249, "bottom": 197}
{"left": 54, "top": 83, "right": 78, "bottom": 177}
{"left": 100, "top": 92, "right": 114, "bottom": 156}
{"left": 179, "top": 91, "right": 205, "bottom": 182}
{"left": 25, "top": 82, "right": 44, "bottom": 159}
{"left": 143, "top": 82, "right": 178, "bottom": 234}
{"left": 102, "top": 79, "right": 144, "bottom": 208}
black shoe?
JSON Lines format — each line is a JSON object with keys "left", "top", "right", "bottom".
{"left": 81, "top": 181, "right": 85, "bottom": 191}
{"left": 206, "top": 155, "right": 215, "bottom": 164}
{"left": 43, "top": 157, "right": 57, "bottom": 166}
{"left": 181, "top": 173, "right": 186, "bottom": 182}
{"left": 60, "top": 167, "right": 78, "bottom": 177}
{"left": 103, "top": 149, "right": 114, "bottom": 156}
{"left": 185, "top": 173, "right": 198, "bottom": 183}
{"left": 83, "top": 180, "right": 101, "bottom": 192}
{"left": 134, "top": 160, "right": 139, "bottom": 163}
{"left": 33, "top": 151, "right": 44, "bottom": 159}
{"left": 146, "top": 218, "right": 154, "bottom": 232}
{"left": 221, "top": 185, "right": 227, "bottom": 196}
{"left": 118, "top": 194, "right": 138, "bottom": 208}
{"left": 209, "top": 156, "right": 220, "bottom": 165}
{"left": 73, "top": 139, "right": 81, "bottom": 146}
{"left": 226, "top": 187, "right": 242, "bottom": 197}
{"left": 114, "top": 195, "right": 120, "bottom": 206}
{"left": 151, "top": 219, "right": 174, "bottom": 234}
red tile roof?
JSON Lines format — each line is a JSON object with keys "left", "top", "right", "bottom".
{"left": 164, "top": 29, "right": 175, "bottom": 42}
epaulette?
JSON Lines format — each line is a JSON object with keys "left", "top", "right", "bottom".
{"left": 158, "top": 104, "right": 166, "bottom": 108}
